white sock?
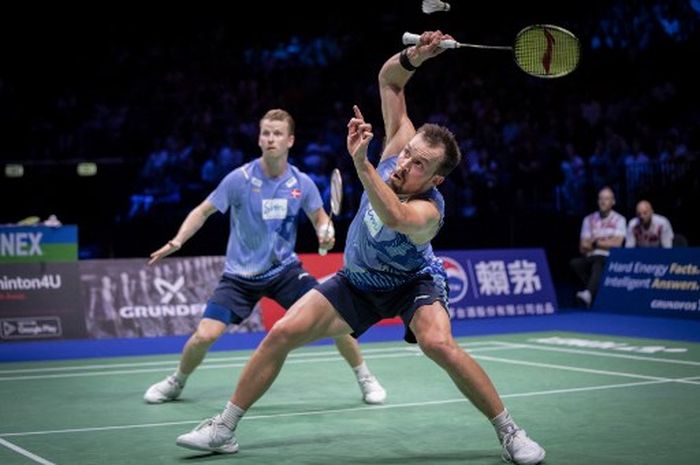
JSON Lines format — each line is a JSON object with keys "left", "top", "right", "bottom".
{"left": 353, "top": 361, "right": 371, "bottom": 379}
{"left": 172, "top": 369, "right": 189, "bottom": 385}
{"left": 220, "top": 401, "right": 246, "bottom": 431}
{"left": 491, "top": 409, "right": 519, "bottom": 442}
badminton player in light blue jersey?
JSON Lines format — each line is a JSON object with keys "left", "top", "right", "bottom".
{"left": 176, "top": 33, "right": 544, "bottom": 465}
{"left": 144, "top": 109, "right": 386, "bottom": 406}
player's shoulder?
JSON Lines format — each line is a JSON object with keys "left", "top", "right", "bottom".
{"left": 287, "top": 162, "right": 308, "bottom": 179}
{"left": 378, "top": 154, "right": 398, "bottom": 170}
{"left": 220, "top": 161, "right": 251, "bottom": 179}
{"left": 410, "top": 186, "right": 444, "bottom": 209}
{"left": 288, "top": 163, "right": 319, "bottom": 188}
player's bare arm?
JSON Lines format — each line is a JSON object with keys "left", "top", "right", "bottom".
{"left": 148, "top": 200, "right": 218, "bottom": 264}
{"left": 378, "top": 31, "right": 451, "bottom": 161}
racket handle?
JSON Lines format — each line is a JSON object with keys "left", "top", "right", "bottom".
{"left": 318, "top": 218, "right": 334, "bottom": 256}
{"left": 402, "top": 32, "right": 458, "bottom": 49}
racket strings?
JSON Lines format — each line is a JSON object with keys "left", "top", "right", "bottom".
{"left": 330, "top": 169, "right": 343, "bottom": 215}
{"left": 514, "top": 26, "right": 580, "bottom": 78}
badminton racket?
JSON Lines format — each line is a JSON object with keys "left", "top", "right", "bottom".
{"left": 402, "top": 25, "right": 581, "bottom": 78}
{"left": 318, "top": 168, "right": 342, "bottom": 256}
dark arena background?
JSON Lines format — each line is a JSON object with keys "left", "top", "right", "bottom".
{"left": 1, "top": 2, "right": 699, "bottom": 464}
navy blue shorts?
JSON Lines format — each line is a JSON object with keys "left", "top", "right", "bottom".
{"left": 316, "top": 271, "right": 449, "bottom": 343}
{"left": 203, "top": 262, "right": 317, "bottom": 325}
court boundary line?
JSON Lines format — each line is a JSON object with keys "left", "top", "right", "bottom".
{"left": 2, "top": 376, "right": 698, "bottom": 439}
{"left": 0, "top": 342, "right": 495, "bottom": 374}
{"left": 0, "top": 437, "right": 55, "bottom": 465}
{"left": 0, "top": 341, "right": 499, "bottom": 375}
{"left": 5, "top": 335, "right": 697, "bottom": 376}
{"left": 0, "top": 343, "right": 513, "bottom": 382}
{"left": 487, "top": 341, "right": 700, "bottom": 366}
{"left": 473, "top": 353, "right": 700, "bottom": 385}
{"left": 2, "top": 341, "right": 699, "bottom": 384}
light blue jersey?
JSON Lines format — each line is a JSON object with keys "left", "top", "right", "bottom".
{"left": 343, "top": 156, "right": 446, "bottom": 291}
{"left": 207, "top": 158, "right": 323, "bottom": 278}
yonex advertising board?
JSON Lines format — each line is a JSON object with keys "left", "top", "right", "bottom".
{"left": 0, "top": 225, "right": 78, "bottom": 263}
{"left": 593, "top": 248, "right": 700, "bottom": 318}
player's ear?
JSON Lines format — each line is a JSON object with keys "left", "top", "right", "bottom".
{"left": 432, "top": 174, "right": 444, "bottom": 187}
{"left": 287, "top": 134, "right": 295, "bottom": 148}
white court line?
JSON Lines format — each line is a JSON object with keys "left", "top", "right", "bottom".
{"left": 0, "top": 437, "right": 55, "bottom": 465}
{"left": 473, "top": 354, "right": 700, "bottom": 385}
{"left": 2, "top": 342, "right": 698, "bottom": 383}
{"left": 0, "top": 344, "right": 516, "bottom": 382}
{"left": 481, "top": 341, "right": 700, "bottom": 366}
{"left": 2, "top": 375, "right": 697, "bottom": 438}
{"left": 0, "top": 341, "right": 500, "bottom": 375}
{"left": 0, "top": 345, "right": 522, "bottom": 382}
{"left": 5, "top": 335, "right": 695, "bottom": 376}
{"left": 0, "top": 352, "right": 419, "bottom": 382}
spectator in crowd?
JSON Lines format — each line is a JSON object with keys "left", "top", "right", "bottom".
{"left": 626, "top": 200, "right": 674, "bottom": 248}
{"left": 558, "top": 142, "right": 586, "bottom": 215}
{"left": 570, "top": 187, "right": 627, "bottom": 307}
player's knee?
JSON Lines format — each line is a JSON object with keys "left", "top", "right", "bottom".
{"left": 192, "top": 326, "right": 222, "bottom": 346}
{"left": 416, "top": 333, "right": 453, "bottom": 361}
{"left": 268, "top": 318, "right": 304, "bottom": 348}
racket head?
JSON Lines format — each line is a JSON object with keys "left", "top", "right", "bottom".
{"left": 329, "top": 168, "right": 342, "bottom": 216}
{"left": 513, "top": 24, "right": 581, "bottom": 78}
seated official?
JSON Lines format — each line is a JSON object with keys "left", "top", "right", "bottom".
{"left": 626, "top": 200, "right": 674, "bottom": 248}
{"left": 570, "top": 187, "right": 626, "bottom": 307}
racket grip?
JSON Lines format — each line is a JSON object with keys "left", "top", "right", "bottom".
{"left": 402, "top": 32, "right": 457, "bottom": 49}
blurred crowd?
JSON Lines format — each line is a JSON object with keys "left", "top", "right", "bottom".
{"left": 1, "top": 0, "right": 698, "bottom": 257}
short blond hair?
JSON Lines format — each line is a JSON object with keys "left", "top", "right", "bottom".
{"left": 260, "top": 109, "right": 295, "bottom": 135}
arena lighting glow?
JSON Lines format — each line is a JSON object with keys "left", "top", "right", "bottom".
{"left": 4, "top": 164, "right": 24, "bottom": 178}
{"left": 77, "top": 162, "right": 98, "bottom": 176}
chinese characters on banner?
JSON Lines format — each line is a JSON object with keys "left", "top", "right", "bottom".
{"left": 440, "top": 249, "right": 557, "bottom": 320}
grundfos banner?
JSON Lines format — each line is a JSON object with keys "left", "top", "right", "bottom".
{"left": 79, "top": 256, "right": 264, "bottom": 338}
{"left": 0, "top": 262, "right": 85, "bottom": 340}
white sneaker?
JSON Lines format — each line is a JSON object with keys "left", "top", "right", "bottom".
{"left": 176, "top": 414, "right": 239, "bottom": 453}
{"left": 358, "top": 375, "right": 387, "bottom": 404}
{"left": 501, "top": 428, "right": 545, "bottom": 465}
{"left": 143, "top": 375, "right": 184, "bottom": 404}
{"left": 575, "top": 289, "right": 592, "bottom": 308}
